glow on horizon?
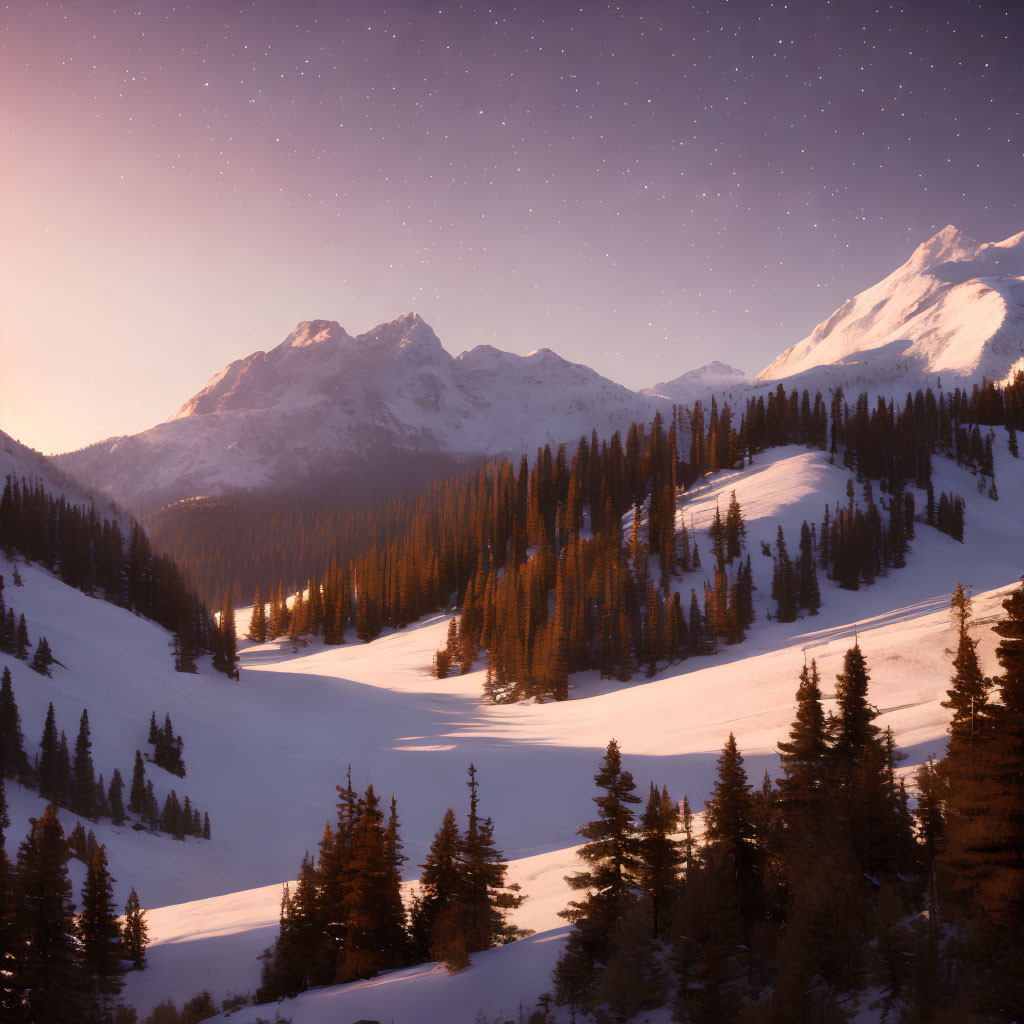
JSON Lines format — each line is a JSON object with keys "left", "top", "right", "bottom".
{"left": 1, "top": 2, "right": 1022, "bottom": 455}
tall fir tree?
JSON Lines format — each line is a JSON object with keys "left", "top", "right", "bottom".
{"left": 776, "top": 659, "right": 832, "bottom": 870}
{"left": 335, "top": 785, "right": 408, "bottom": 983}
{"left": 219, "top": 590, "right": 239, "bottom": 679}
{"left": 78, "top": 845, "right": 124, "bottom": 1012}
{"left": 121, "top": 887, "right": 149, "bottom": 968}
{"left": 108, "top": 768, "right": 126, "bottom": 826}
{"left": 703, "top": 732, "right": 759, "bottom": 921}
{"left": 37, "top": 702, "right": 61, "bottom": 803}
{"left": 940, "top": 583, "right": 989, "bottom": 766}
{"left": 964, "top": 579, "right": 1024, "bottom": 932}
{"left": 637, "top": 782, "right": 680, "bottom": 940}
{"left": 459, "top": 764, "right": 523, "bottom": 954}
{"left": 412, "top": 807, "right": 464, "bottom": 965}
{"left": 553, "top": 739, "right": 641, "bottom": 1010}
{"left": 16, "top": 804, "right": 85, "bottom": 1023}
{"left": 72, "top": 708, "right": 96, "bottom": 818}
{"left": 0, "top": 665, "right": 28, "bottom": 781}
{"left": 128, "top": 750, "right": 146, "bottom": 817}
{"left": 248, "top": 586, "right": 267, "bottom": 643}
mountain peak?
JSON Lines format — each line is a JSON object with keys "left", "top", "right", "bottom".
{"left": 355, "top": 313, "right": 446, "bottom": 364}
{"left": 641, "top": 361, "right": 749, "bottom": 401}
{"left": 757, "top": 223, "right": 1021, "bottom": 383}
{"left": 282, "top": 319, "right": 351, "bottom": 348}
{"left": 907, "top": 224, "right": 978, "bottom": 270}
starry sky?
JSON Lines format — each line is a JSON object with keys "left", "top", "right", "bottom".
{"left": 2, "top": 0, "right": 1023, "bottom": 454}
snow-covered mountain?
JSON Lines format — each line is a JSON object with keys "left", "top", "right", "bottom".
{"left": 53, "top": 226, "right": 1024, "bottom": 513}
{"left": 55, "top": 314, "right": 662, "bottom": 512}
{"left": 758, "top": 225, "right": 1024, "bottom": 386}
{"left": 642, "top": 360, "right": 749, "bottom": 403}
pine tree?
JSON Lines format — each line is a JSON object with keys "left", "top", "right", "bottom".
{"left": 459, "top": 764, "right": 523, "bottom": 954}
{"left": 14, "top": 614, "right": 29, "bottom": 660}
{"left": 772, "top": 525, "right": 797, "bottom": 622}
{"left": 797, "top": 520, "right": 821, "bottom": 614}
{"left": 940, "top": 584, "right": 989, "bottom": 766}
{"left": 248, "top": 586, "right": 267, "bottom": 642}
{"left": 592, "top": 900, "right": 666, "bottom": 1019}
{"left": 671, "top": 844, "right": 746, "bottom": 1024}
{"left": 144, "top": 780, "right": 158, "bottom": 828}
{"left": 958, "top": 578, "right": 1024, "bottom": 935}
{"left": 554, "top": 739, "right": 641, "bottom": 1009}
{"left": 703, "top": 732, "right": 759, "bottom": 921}
{"left": 724, "top": 490, "right": 745, "bottom": 562}
{"left": 777, "top": 659, "right": 832, "bottom": 869}
{"left": 79, "top": 845, "right": 124, "bottom": 1011}
{"left": 637, "top": 782, "right": 680, "bottom": 939}
{"left": 680, "top": 793, "right": 695, "bottom": 875}
{"left": 833, "top": 642, "right": 877, "bottom": 769}
{"left": 30, "top": 636, "right": 54, "bottom": 676}
{"left": 108, "top": 769, "right": 126, "bottom": 826}
{"left": 16, "top": 804, "right": 85, "bottom": 1022}
{"left": 335, "top": 785, "right": 407, "bottom": 982}
{"left": 121, "top": 887, "right": 149, "bottom": 968}
{"left": 832, "top": 642, "right": 910, "bottom": 875}
{"left": 219, "top": 590, "right": 239, "bottom": 679}
{"left": 72, "top": 708, "right": 96, "bottom": 818}
{"left": 56, "top": 731, "right": 71, "bottom": 806}
{"left": 913, "top": 756, "right": 946, "bottom": 867}
{"left": 412, "top": 807, "right": 464, "bottom": 964}
{"left": 38, "top": 702, "right": 61, "bottom": 802}
{"left": 128, "top": 751, "right": 146, "bottom": 816}
{"left": 0, "top": 665, "right": 28, "bottom": 781}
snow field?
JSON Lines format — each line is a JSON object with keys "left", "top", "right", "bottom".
{"left": 2, "top": 437, "right": 1022, "bottom": 1020}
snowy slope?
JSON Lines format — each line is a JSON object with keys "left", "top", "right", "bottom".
{"left": 7, "top": 433, "right": 1024, "bottom": 1020}
{"left": 758, "top": 225, "right": 1024, "bottom": 385}
{"left": 53, "top": 314, "right": 663, "bottom": 512}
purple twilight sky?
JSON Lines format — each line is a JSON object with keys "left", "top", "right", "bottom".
{"left": 2, "top": 0, "right": 1022, "bottom": 453}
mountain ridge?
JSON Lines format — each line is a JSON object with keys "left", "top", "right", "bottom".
{"left": 53, "top": 225, "right": 1024, "bottom": 512}
{"left": 55, "top": 313, "right": 661, "bottom": 511}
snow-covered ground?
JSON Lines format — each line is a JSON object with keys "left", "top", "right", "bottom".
{"left": 3, "top": 438, "right": 1023, "bottom": 1022}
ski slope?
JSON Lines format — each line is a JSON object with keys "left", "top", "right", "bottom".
{"left": 3, "top": 438, "right": 1023, "bottom": 1021}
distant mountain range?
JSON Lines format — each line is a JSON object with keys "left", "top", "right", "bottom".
{"left": 54, "top": 314, "right": 659, "bottom": 511}
{"left": 1, "top": 427, "right": 125, "bottom": 524}
{"left": 52, "top": 225, "right": 1024, "bottom": 512}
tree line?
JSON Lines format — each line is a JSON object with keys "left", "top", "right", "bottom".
{"left": 0, "top": 475, "right": 235, "bottom": 678}
{"left": 145, "top": 370, "right": 1024, "bottom": 611}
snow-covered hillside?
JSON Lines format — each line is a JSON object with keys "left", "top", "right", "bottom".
{"left": 6, "top": 434, "right": 1023, "bottom": 1022}
{"left": 758, "top": 225, "right": 1024, "bottom": 386}
{"left": 53, "top": 314, "right": 663, "bottom": 512}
